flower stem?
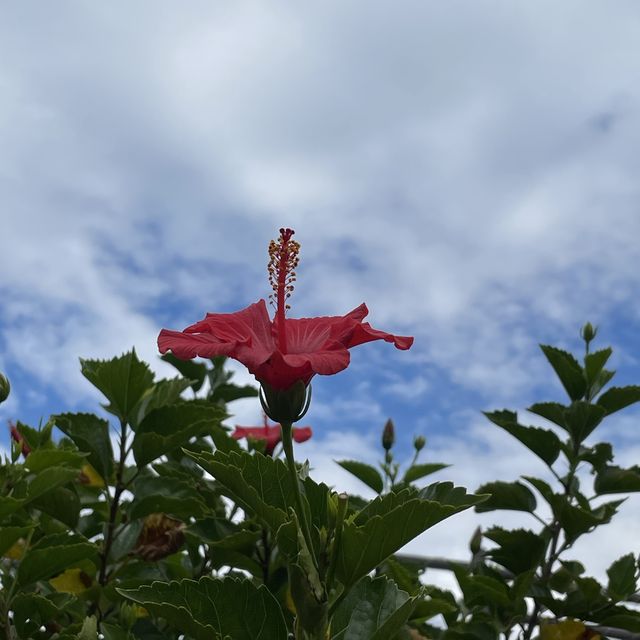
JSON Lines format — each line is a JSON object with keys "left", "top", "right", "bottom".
{"left": 280, "top": 421, "right": 317, "bottom": 568}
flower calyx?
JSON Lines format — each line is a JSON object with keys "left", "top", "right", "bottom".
{"left": 259, "top": 380, "right": 312, "bottom": 425}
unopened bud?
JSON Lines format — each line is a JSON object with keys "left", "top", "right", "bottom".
{"left": 580, "top": 322, "right": 597, "bottom": 345}
{"left": 9, "top": 422, "right": 31, "bottom": 458}
{"left": 382, "top": 418, "right": 395, "bottom": 451}
{"left": 469, "top": 526, "right": 482, "bottom": 555}
{"left": 413, "top": 435, "right": 426, "bottom": 451}
{"left": 0, "top": 373, "right": 9, "bottom": 404}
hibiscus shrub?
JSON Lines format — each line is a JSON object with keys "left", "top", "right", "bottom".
{"left": 1, "top": 228, "right": 640, "bottom": 640}
{"left": 0, "top": 349, "right": 482, "bottom": 639}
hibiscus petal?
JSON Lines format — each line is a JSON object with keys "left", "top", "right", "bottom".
{"left": 159, "top": 301, "right": 276, "bottom": 371}
{"left": 232, "top": 425, "right": 281, "bottom": 454}
{"left": 346, "top": 321, "right": 414, "bottom": 350}
{"left": 280, "top": 344, "right": 351, "bottom": 376}
{"left": 284, "top": 304, "right": 368, "bottom": 354}
{"left": 254, "top": 351, "right": 315, "bottom": 390}
{"left": 158, "top": 329, "right": 237, "bottom": 359}
{"left": 292, "top": 426, "right": 313, "bottom": 443}
{"left": 187, "top": 301, "right": 274, "bottom": 350}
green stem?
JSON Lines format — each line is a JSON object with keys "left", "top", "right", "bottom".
{"left": 99, "top": 419, "right": 128, "bottom": 588}
{"left": 280, "top": 421, "right": 317, "bottom": 568}
{"left": 325, "top": 493, "right": 348, "bottom": 594}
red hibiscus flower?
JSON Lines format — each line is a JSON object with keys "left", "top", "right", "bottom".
{"left": 158, "top": 228, "right": 413, "bottom": 394}
{"left": 232, "top": 414, "right": 312, "bottom": 455}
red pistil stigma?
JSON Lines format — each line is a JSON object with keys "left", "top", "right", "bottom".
{"left": 268, "top": 228, "right": 301, "bottom": 352}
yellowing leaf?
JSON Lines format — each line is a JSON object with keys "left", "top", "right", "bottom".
{"left": 50, "top": 568, "right": 92, "bottom": 594}
{"left": 79, "top": 464, "right": 105, "bottom": 488}
{"left": 285, "top": 587, "right": 296, "bottom": 615}
{"left": 541, "top": 619, "right": 600, "bottom": 640}
{"left": 4, "top": 540, "right": 25, "bottom": 560}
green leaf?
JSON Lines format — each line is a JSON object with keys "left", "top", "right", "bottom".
{"left": 336, "top": 460, "right": 384, "bottom": 493}
{"left": 211, "top": 383, "right": 259, "bottom": 403}
{"left": 303, "top": 476, "right": 332, "bottom": 530}
{"left": 31, "top": 485, "right": 81, "bottom": 528}
{"left": 554, "top": 498, "right": 623, "bottom": 543}
{"left": 0, "top": 496, "right": 24, "bottom": 518}
{"left": 337, "top": 484, "right": 483, "bottom": 589}
{"left": 457, "top": 573, "right": 511, "bottom": 609}
{"left": 133, "top": 403, "right": 226, "bottom": 466}
{"left": 162, "top": 352, "right": 208, "bottom": 391}
{"left": 81, "top": 350, "right": 155, "bottom": 422}
{"left": 597, "top": 609, "right": 640, "bottom": 632}
{"left": 528, "top": 402, "right": 567, "bottom": 430}
{"left": 110, "top": 520, "right": 144, "bottom": 562}
{"left": 549, "top": 560, "right": 586, "bottom": 592}
{"left": 540, "top": 345, "right": 586, "bottom": 401}
{"left": 12, "top": 593, "right": 76, "bottom": 638}
{"left": 78, "top": 616, "right": 98, "bottom": 640}
{"left": 579, "top": 442, "right": 613, "bottom": 472}
{"left": 17, "top": 542, "right": 98, "bottom": 587}
{"left": 403, "top": 463, "right": 450, "bottom": 484}
{"left": 131, "top": 377, "right": 196, "bottom": 428}
{"left": 563, "top": 401, "right": 606, "bottom": 443}
{"left": 475, "top": 481, "right": 537, "bottom": 513}
{"left": 101, "top": 623, "right": 135, "bottom": 640}
{"left": 118, "top": 576, "right": 288, "bottom": 640}
{"left": 130, "top": 476, "right": 209, "bottom": 520}
{"left": 595, "top": 465, "right": 640, "bottom": 494}
{"left": 24, "top": 467, "right": 80, "bottom": 504}
{"left": 597, "top": 385, "right": 640, "bottom": 415}
{"left": 24, "top": 448, "right": 87, "bottom": 472}
{"left": 607, "top": 553, "right": 638, "bottom": 601}
{"left": 554, "top": 576, "right": 609, "bottom": 617}
{"left": 331, "top": 576, "right": 416, "bottom": 640}
{"left": 484, "top": 410, "right": 561, "bottom": 466}
{"left": 411, "top": 594, "right": 458, "bottom": 622}
{"left": 521, "top": 476, "right": 555, "bottom": 505}
{"left": 0, "top": 526, "right": 33, "bottom": 557}
{"left": 187, "top": 449, "right": 295, "bottom": 531}
{"left": 378, "top": 556, "right": 422, "bottom": 596}
{"left": 584, "top": 349, "right": 613, "bottom": 398}
{"left": 209, "top": 426, "right": 243, "bottom": 454}
{"left": 54, "top": 413, "right": 114, "bottom": 481}
{"left": 484, "top": 528, "right": 546, "bottom": 574}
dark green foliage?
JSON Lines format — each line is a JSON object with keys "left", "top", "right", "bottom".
{"left": 336, "top": 460, "right": 384, "bottom": 493}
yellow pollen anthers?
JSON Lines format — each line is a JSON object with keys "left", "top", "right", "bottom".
{"left": 268, "top": 227, "right": 300, "bottom": 314}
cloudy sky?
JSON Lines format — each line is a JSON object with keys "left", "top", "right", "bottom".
{"left": 2, "top": 2, "right": 640, "bottom": 583}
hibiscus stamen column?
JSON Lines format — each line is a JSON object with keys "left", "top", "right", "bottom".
{"left": 268, "top": 227, "right": 299, "bottom": 354}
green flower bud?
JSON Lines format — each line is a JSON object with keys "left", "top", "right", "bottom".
{"left": 259, "top": 380, "right": 311, "bottom": 424}
{"left": 413, "top": 435, "right": 426, "bottom": 451}
{"left": 580, "top": 322, "right": 598, "bottom": 345}
{"left": 0, "top": 373, "right": 9, "bottom": 404}
{"left": 469, "top": 526, "right": 482, "bottom": 555}
{"left": 382, "top": 418, "right": 395, "bottom": 451}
